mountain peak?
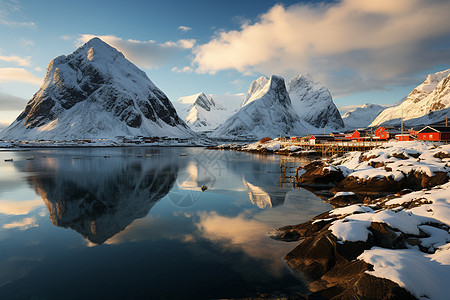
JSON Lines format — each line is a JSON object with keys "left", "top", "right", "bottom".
{"left": 370, "top": 69, "right": 450, "bottom": 127}
{"left": 287, "top": 74, "right": 344, "bottom": 129}
{"left": 1, "top": 38, "right": 190, "bottom": 140}
{"left": 241, "top": 75, "right": 290, "bottom": 108}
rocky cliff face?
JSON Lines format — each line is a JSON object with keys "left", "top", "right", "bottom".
{"left": 287, "top": 74, "right": 344, "bottom": 130}
{"left": 371, "top": 69, "right": 450, "bottom": 127}
{"left": 1, "top": 38, "right": 191, "bottom": 140}
{"left": 211, "top": 75, "right": 308, "bottom": 139}
{"left": 174, "top": 92, "right": 227, "bottom": 132}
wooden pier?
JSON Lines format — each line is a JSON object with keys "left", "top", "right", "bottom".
{"left": 286, "top": 141, "right": 384, "bottom": 157}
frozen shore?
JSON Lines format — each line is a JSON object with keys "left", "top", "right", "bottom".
{"left": 272, "top": 141, "right": 450, "bottom": 299}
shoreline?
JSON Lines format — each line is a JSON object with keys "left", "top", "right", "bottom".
{"left": 210, "top": 139, "right": 450, "bottom": 299}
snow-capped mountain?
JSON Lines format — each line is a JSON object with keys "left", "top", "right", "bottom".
{"left": 211, "top": 75, "right": 308, "bottom": 139}
{"left": 287, "top": 74, "right": 344, "bottom": 130}
{"left": 342, "top": 103, "right": 386, "bottom": 129}
{"left": 370, "top": 69, "right": 450, "bottom": 127}
{"left": 0, "top": 38, "right": 191, "bottom": 140}
{"left": 174, "top": 92, "right": 228, "bottom": 132}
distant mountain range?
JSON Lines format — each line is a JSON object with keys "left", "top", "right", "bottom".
{"left": 370, "top": 69, "right": 450, "bottom": 127}
{"left": 182, "top": 74, "right": 344, "bottom": 139}
{"left": 342, "top": 103, "right": 386, "bottom": 129}
{"left": 2, "top": 38, "right": 449, "bottom": 141}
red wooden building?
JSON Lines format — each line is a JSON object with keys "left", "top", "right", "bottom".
{"left": 418, "top": 126, "right": 450, "bottom": 141}
{"left": 345, "top": 129, "right": 372, "bottom": 141}
{"left": 374, "top": 126, "right": 402, "bottom": 140}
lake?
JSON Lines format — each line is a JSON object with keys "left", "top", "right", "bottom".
{"left": 0, "top": 147, "right": 332, "bottom": 299}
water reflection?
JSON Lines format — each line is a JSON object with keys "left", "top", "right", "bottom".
{"left": 14, "top": 150, "right": 179, "bottom": 244}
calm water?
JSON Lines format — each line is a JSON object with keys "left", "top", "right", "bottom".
{"left": 0, "top": 147, "right": 331, "bottom": 299}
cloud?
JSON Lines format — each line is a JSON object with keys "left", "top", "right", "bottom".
{"left": 0, "top": 1, "right": 35, "bottom": 28}
{"left": 0, "top": 199, "right": 44, "bottom": 215}
{"left": 0, "top": 92, "right": 28, "bottom": 110}
{"left": 0, "top": 55, "right": 31, "bottom": 66}
{"left": 77, "top": 34, "right": 196, "bottom": 69}
{"left": 0, "top": 68, "right": 42, "bottom": 85}
{"left": 178, "top": 25, "right": 192, "bottom": 32}
{"left": 3, "top": 217, "right": 38, "bottom": 230}
{"left": 171, "top": 66, "right": 193, "bottom": 73}
{"left": 193, "top": 0, "right": 450, "bottom": 96}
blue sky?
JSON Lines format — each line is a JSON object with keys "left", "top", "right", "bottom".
{"left": 1, "top": 0, "right": 450, "bottom": 127}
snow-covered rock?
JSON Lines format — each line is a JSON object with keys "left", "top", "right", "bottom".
{"left": 174, "top": 92, "right": 228, "bottom": 132}
{"left": 0, "top": 38, "right": 192, "bottom": 140}
{"left": 211, "top": 75, "right": 308, "bottom": 139}
{"left": 371, "top": 69, "right": 450, "bottom": 127}
{"left": 342, "top": 103, "right": 386, "bottom": 129}
{"left": 287, "top": 74, "right": 344, "bottom": 130}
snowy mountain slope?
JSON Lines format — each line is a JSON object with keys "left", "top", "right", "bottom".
{"left": 0, "top": 38, "right": 192, "bottom": 140}
{"left": 287, "top": 74, "right": 344, "bottom": 129}
{"left": 210, "top": 75, "right": 308, "bottom": 139}
{"left": 173, "top": 92, "right": 229, "bottom": 132}
{"left": 371, "top": 69, "right": 450, "bottom": 127}
{"left": 342, "top": 103, "right": 386, "bottom": 129}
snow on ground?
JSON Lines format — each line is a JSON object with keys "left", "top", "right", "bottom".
{"left": 359, "top": 247, "right": 450, "bottom": 300}
{"left": 320, "top": 152, "right": 450, "bottom": 299}
{"left": 330, "top": 141, "right": 450, "bottom": 180}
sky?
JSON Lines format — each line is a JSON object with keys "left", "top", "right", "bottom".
{"left": 1, "top": 0, "right": 450, "bottom": 129}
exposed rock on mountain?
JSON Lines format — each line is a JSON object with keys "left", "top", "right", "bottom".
{"left": 371, "top": 69, "right": 450, "bottom": 127}
{"left": 174, "top": 92, "right": 227, "bottom": 132}
{"left": 287, "top": 74, "right": 344, "bottom": 130}
{"left": 211, "top": 75, "right": 308, "bottom": 139}
{"left": 0, "top": 37, "right": 191, "bottom": 140}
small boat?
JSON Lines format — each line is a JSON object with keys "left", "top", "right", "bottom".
{"left": 4, "top": 158, "right": 13, "bottom": 162}
{"left": 26, "top": 157, "right": 34, "bottom": 160}
{"left": 201, "top": 185, "right": 208, "bottom": 192}
{"left": 104, "top": 155, "right": 110, "bottom": 158}
{"left": 180, "top": 153, "right": 188, "bottom": 157}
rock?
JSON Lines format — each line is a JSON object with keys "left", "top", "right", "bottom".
{"left": 328, "top": 193, "right": 361, "bottom": 208}
{"left": 271, "top": 212, "right": 334, "bottom": 242}
{"left": 330, "top": 170, "right": 449, "bottom": 196}
{"left": 297, "top": 161, "right": 345, "bottom": 187}
{"left": 279, "top": 210, "right": 417, "bottom": 299}
{"left": 259, "top": 136, "right": 272, "bottom": 143}
{"left": 369, "top": 222, "right": 407, "bottom": 249}
{"left": 434, "top": 151, "right": 450, "bottom": 159}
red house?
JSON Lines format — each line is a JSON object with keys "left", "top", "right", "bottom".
{"left": 418, "top": 126, "right": 450, "bottom": 141}
{"left": 345, "top": 129, "right": 372, "bottom": 141}
{"left": 395, "top": 134, "right": 413, "bottom": 141}
{"left": 374, "top": 126, "right": 401, "bottom": 140}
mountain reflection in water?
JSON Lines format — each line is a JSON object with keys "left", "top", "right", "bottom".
{"left": 0, "top": 148, "right": 333, "bottom": 299}
{"left": 16, "top": 150, "right": 178, "bottom": 244}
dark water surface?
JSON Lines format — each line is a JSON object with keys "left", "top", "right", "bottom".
{"left": 0, "top": 147, "right": 332, "bottom": 299}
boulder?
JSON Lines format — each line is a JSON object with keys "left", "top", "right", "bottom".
{"left": 297, "top": 161, "right": 345, "bottom": 186}
{"left": 328, "top": 192, "right": 361, "bottom": 208}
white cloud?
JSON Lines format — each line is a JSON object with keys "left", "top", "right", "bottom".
{"left": 0, "top": 67, "right": 41, "bottom": 85}
{"left": 0, "top": 199, "right": 44, "bottom": 215}
{"left": 0, "top": 55, "right": 31, "bottom": 66}
{"left": 3, "top": 217, "right": 38, "bottom": 230}
{"left": 77, "top": 34, "right": 196, "bottom": 69}
{"left": 193, "top": 0, "right": 450, "bottom": 96}
{"left": 0, "top": 68, "right": 41, "bottom": 85}
{"left": 0, "top": 92, "right": 27, "bottom": 110}
{"left": 0, "top": 1, "right": 35, "bottom": 28}
{"left": 178, "top": 25, "right": 192, "bottom": 32}
{"left": 171, "top": 66, "right": 193, "bottom": 73}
